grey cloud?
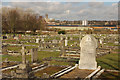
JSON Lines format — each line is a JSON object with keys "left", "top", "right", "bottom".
{"left": 2, "top": 2, "right": 118, "bottom": 20}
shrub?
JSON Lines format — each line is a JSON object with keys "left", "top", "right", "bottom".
{"left": 58, "top": 30, "right": 66, "bottom": 34}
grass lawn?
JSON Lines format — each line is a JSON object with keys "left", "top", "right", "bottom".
{"left": 23, "top": 42, "right": 39, "bottom": 46}
{"left": 37, "top": 51, "right": 60, "bottom": 60}
{"left": 3, "top": 39, "right": 17, "bottom": 43}
{"left": 7, "top": 46, "right": 21, "bottom": 51}
{"left": 2, "top": 55, "right": 31, "bottom": 62}
{"left": 2, "top": 51, "right": 60, "bottom": 62}
{"left": 99, "top": 71, "right": 120, "bottom": 79}
{"left": 97, "top": 53, "right": 119, "bottom": 70}
{"left": 105, "top": 43, "right": 119, "bottom": 46}
{"left": 2, "top": 49, "right": 119, "bottom": 69}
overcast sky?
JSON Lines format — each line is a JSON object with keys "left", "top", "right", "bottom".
{"left": 2, "top": 1, "right": 119, "bottom": 21}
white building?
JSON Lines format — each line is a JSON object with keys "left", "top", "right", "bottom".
{"left": 82, "top": 20, "right": 88, "bottom": 26}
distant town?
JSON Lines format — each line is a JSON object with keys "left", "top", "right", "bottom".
{"left": 44, "top": 14, "right": 118, "bottom": 31}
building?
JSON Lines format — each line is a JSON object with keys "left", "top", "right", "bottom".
{"left": 82, "top": 20, "right": 88, "bottom": 26}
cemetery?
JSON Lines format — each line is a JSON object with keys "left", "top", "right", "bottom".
{"left": 1, "top": 33, "right": 119, "bottom": 79}
{"left": 1, "top": 2, "right": 119, "bottom": 79}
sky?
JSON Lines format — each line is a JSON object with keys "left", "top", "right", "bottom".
{"left": 1, "top": 0, "right": 119, "bottom": 21}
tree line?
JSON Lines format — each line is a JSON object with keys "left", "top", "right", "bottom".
{"left": 2, "top": 7, "right": 46, "bottom": 34}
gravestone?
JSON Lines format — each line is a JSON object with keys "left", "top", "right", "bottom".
{"left": 38, "top": 40, "right": 44, "bottom": 51}
{"left": 21, "top": 46, "right": 26, "bottom": 64}
{"left": 41, "top": 38, "right": 44, "bottom": 42}
{"left": 13, "top": 45, "right": 34, "bottom": 78}
{"left": 100, "top": 39, "right": 102, "bottom": 44}
{"left": 70, "top": 37, "right": 73, "bottom": 40}
{"left": 79, "top": 35, "right": 98, "bottom": 70}
{"left": 52, "top": 39, "right": 57, "bottom": 44}
{"left": 4, "top": 58, "right": 8, "bottom": 62}
{"left": 65, "top": 37, "right": 68, "bottom": 46}
{"left": 60, "top": 37, "right": 65, "bottom": 56}
{"left": 30, "top": 48, "right": 38, "bottom": 63}
{"left": 14, "top": 36, "right": 19, "bottom": 40}
{"left": 36, "top": 38, "right": 40, "bottom": 43}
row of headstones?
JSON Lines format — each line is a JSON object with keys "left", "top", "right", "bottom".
{"left": 4, "top": 34, "right": 118, "bottom": 47}
{"left": 32, "top": 34, "right": 99, "bottom": 70}
{"left": 21, "top": 46, "right": 38, "bottom": 63}
{"left": 15, "top": 34, "right": 112, "bottom": 72}
{"left": 18, "top": 34, "right": 98, "bottom": 76}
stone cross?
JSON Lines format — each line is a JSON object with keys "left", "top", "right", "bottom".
{"left": 79, "top": 35, "right": 98, "bottom": 70}
{"left": 21, "top": 46, "right": 26, "bottom": 64}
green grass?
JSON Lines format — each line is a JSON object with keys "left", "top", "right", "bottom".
{"left": 3, "top": 39, "right": 17, "bottom": 43}
{"left": 19, "top": 39, "right": 35, "bottom": 41}
{"left": 113, "top": 49, "right": 120, "bottom": 52}
{"left": 2, "top": 55, "right": 22, "bottom": 61}
{"left": 2, "top": 51, "right": 60, "bottom": 62}
{"left": 26, "top": 46, "right": 38, "bottom": 50}
{"left": 37, "top": 51, "right": 60, "bottom": 60}
{"left": 99, "top": 71, "right": 120, "bottom": 79}
{"left": 2, "top": 43, "right": 120, "bottom": 69}
{"left": 2, "top": 55, "right": 31, "bottom": 62}
{"left": 105, "top": 43, "right": 120, "bottom": 46}
{"left": 23, "top": 42, "right": 39, "bottom": 46}
{"left": 7, "top": 45, "right": 38, "bottom": 51}
{"left": 2, "top": 51, "right": 76, "bottom": 66}
{"left": 97, "top": 53, "right": 119, "bottom": 70}
{"left": 7, "top": 46, "right": 21, "bottom": 51}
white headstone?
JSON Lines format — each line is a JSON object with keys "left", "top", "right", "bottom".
{"left": 36, "top": 38, "right": 40, "bottom": 43}
{"left": 14, "top": 36, "right": 18, "bottom": 40}
{"left": 65, "top": 38, "right": 68, "bottom": 46}
{"left": 100, "top": 39, "right": 102, "bottom": 44}
{"left": 41, "top": 38, "right": 44, "bottom": 42}
{"left": 79, "top": 35, "right": 98, "bottom": 70}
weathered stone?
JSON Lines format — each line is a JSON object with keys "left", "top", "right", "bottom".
{"left": 52, "top": 39, "right": 57, "bottom": 44}
{"left": 36, "top": 38, "right": 40, "bottom": 43}
{"left": 100, "top": 39, "right": 102, "bottom": 44}
{"left": 41, "top": 38, "right": 44, "bottom": 42}
{"left": 21, "top": 46, "right": 26, "bottom": 64}
{"left": 65, "top": 37, "right": 68, "bottom": 46}
{"left": 12, "top": 46, "right": 34, "bottom": 78}
{"left": 30, "top": 48, "right": 38, "bottom": 63}
{"left": 60, "top": 38, "right": 65, "bottom": 56}
{"left": 79, "top": 35, "right": 98, "bottom": 70}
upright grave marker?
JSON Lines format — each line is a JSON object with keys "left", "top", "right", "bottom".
{"left": 79, "top": 35, "right": 98, "bottom": 70}
{"left": 65, "top": 37, "right": 68, "bottom": 46}
{"left": 60, "top": 36, "right": 65, "bottom": 56}
{"left": 31, "top": 48, "right": 38, "bottom": 63}
{"left": 13, "top": 45, "right": 34, "bottom": 78}
{"left": 36, "top": 38, "right": 40, "bottom": 43}
{"left": 21, "top": 46, "right": 26, "bottom": 64}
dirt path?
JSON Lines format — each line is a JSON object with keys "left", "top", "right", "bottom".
{"left": 60, "top": 68, "right": 94, "bottom": 78}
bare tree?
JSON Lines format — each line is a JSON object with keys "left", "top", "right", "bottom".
{"left": 7, "top": 8, "right": 20, "bottom": 33}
